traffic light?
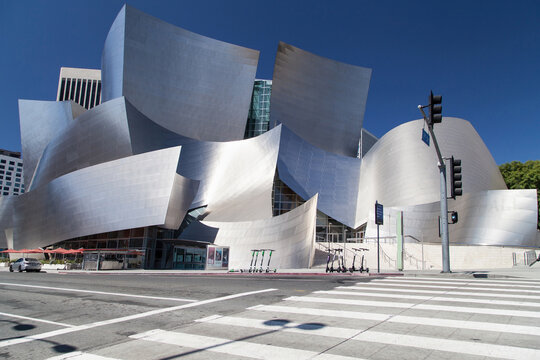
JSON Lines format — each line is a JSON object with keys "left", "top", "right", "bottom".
{"left": 450, "top": 156, "right": 462, "bottom": 198}
{"left": 428, "top": 91, "right": 442, "bottom": 126}
{"left": 450, "top": 211, "right": 458, "bottom": 224}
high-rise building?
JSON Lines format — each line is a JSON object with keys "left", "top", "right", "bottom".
{"left": 244, "top": 79, "right": 272, "bottom": 139}
{"left": 56, "top": 67, "right": 102, "bottom": 109}
{"left": 0, "top": 149, "right": 24, "bottom": 196}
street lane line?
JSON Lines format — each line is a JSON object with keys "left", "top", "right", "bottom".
{"left": 353, "top": 331, "right": 540, "bottom": 360}
{"left": 371, "top": 278, "right": 540, "bottom": 289}
{"left": 285, "top": 296, "right": 540, "bottom": 318}
{"left": 0, "top": 282, "right": 196, "bottom": 303}
{"left": 0, "top": 288, "right": 277, "bottom": 349}
{"left": 355, "top": 282, "right": 540, "bottom": 294}
{"left": 195, "top": 315, "right": 365, "bottom": 337}
{"left": 339, "top": 285, "right": 540, "bottom": 300}
{"left": 316, "top": 290, "right": 540, "bottom": 308}
{"left": 0, "top": 311, "right": 74, "bottom": 328}
{"left": 130, "top": 329, "right": 365, "bottom": 360}
{"left": 47, "top": 351, "right": 120, "bottom": 359}
{"left": 408, "top": 277, "right": 540, "bottom": 285}
{"left": 248, "top": 304, "right": 540, "bottom": 336}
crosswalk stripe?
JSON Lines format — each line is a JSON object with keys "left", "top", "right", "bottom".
{"left": 353, "top": 331, "right": 540, "bottom": 359}
{"left": 356, "top": 282, "right": 540, "bottom": 294}
{"left": 316, "top": 290, "right": 540, "bottom": 308}
{"left": 409, "top": 277, "right": 540, "bottom": 285}
{"left": 130, "top": 329, "right": 365, "bottom": 360}
{"left": 248, "top": 304, "right": 540, "bottom": 336}
{"left": 193, "top": 314, "right": 540, "bottom": 359}
{"left": 196, "top": 315, "right": 364, "bottom": 337}
{"left": 371, "top": 278, "right": 540, "bottom": 289}
{"left": 285, "top": 296, "right": 540, "bottom": 318}
{"left": 47, "top": 351, "right": 120, "bottom": 360}
{"left": 338, "top": 285, "right": 540, "bottom": 300}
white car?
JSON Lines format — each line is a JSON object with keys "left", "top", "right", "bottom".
{"left": 9, "top": 258, "right": 42, "bottom": 272}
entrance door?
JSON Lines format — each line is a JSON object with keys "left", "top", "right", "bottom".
{"left": 173, "top": 246, "right": 206, "bottom": 270}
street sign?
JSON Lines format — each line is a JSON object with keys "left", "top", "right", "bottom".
{"left": 422, "top": 128, "right": 430, "bottom": 146}
{"left": 375, "top": 202, "right": 384, "bottom": 225}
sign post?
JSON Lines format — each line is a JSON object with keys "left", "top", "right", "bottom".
{"left": 375, "top": 201, "right": 384, "bottom": 273}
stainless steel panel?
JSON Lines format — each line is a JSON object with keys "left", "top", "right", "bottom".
{"left": 365, "top": 190, "right": 538, "bottom": 247}
{"left": 18, "top": 100, "right": 82, "bottom": 188}
{"left": 356, "top": 118, "right": 508, "bottom": 225}
{"left": 10, "top": 147, "right": 197, "bottom": 250}
{"left": 184, "top": 194, "right": 318, "bottom": 269}
{"left": 102, "top": 5, "right": 259, "bottom": 142}
{"left": 271, "top": 42, "right": 371, "bottom": 157}
{"left": 278, "top": 125, "right": 361, "bottom": 228}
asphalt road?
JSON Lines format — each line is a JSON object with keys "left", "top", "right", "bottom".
{"left": 1, "top": 270, "right": 540, "bottom": 360}
{"left": 0, "top": 271, "right": 362, "bottom": 359}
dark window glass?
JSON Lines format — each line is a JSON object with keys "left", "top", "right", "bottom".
{"left": 75, "top": 79, "right": 82, "bottom": 103}
{"left": 8, "top": 167, "right": 13, "bottom": 171}
{"left": 82, "top": 80, "right": 88, "bottom": 108}
{"left": 0, "top": 170, "right": 3, "bottom": 174}
{"left": 3, "top": 192, "right": 8, "bottom": 195}
{"left": 0, "top": 165, "right": 4, "bottom": 169}
{"left": 9, "top": 161, "right": 14, "bottom": 165}
{"left": 15, "top": 173, "right": 20, "bottom": 177}
{"left": 59, "top": 78, "right": 66, "bottom": 101}
{"left": 14, "top": 183, "right": 20, "bottom": 188}
{"left": 70, "top": 78, "right": 76, "bottom": 100}
{"left": 96, "top": 81, "right": 101, "bottom": 105}
{"left": 6, "top": 177, "right": 11, "bottom": 181}
{"left": 0, "top": 159, "right": 5, "bottom": 163}
{"left": 90, "top": 80, "right": 97, "bottom": 108}
{"left": 84, "top": 81, "right": 92, "bottom": 109}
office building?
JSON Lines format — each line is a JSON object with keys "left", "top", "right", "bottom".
{"left": 57, "top": 67, "right": 102, "bottom": 109}
{"left": 0, "top": 149, "right": 24, "bottom": 196}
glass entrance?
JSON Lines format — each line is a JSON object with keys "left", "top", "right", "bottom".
{"left": 173, "top": 246, "right": 206, "bottom": 270}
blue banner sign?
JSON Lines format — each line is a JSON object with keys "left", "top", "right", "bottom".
{"left": 375, "top": 201, "right": 384, "bottom": 225}
{"left": 422, "top": 128, "right": 430, "bottom": 146}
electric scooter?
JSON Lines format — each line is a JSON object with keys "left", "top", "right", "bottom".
{"left": 325, "top": 249, "right": 332, "bottom": 273}
{"left": 330, "top": 249, "right": 338, "bottom": 273}
{"left": 265, "top": 249, "right": 276, "bottom": 273}
{"left": 249, "top": 249, "right": 260, "bottom": 273}
{"left": 258, "top": 249, "right": 266, "bottom": 273}
{"left": 358, "top": 247, "right": 369, "bottom": 273}
{"left": 349, "top": 248, "right": 359, "bottom": 273}
{"left": 336, "top": 248, "right": 347, "bottom": 273}
{"left": 241, "top": 249, "right": 257, "bottom": 273}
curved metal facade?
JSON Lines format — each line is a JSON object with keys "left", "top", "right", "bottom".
{"left": 102, "top": 5, "right": 259, "bottom": 142}
{"left": 278, "top": 125, "right": 361, "bottom": 227}
{"left": 184, "top": 194, "right": 318, "bottom": 269}
{"left": 271, "top": 42, "right": 371, "bottom": 157}
{"left": 355, "top": 118, "right": 508, "bottom": 225}
{"left": 10, "top": 147, "right": 198, "bottom": 250}
{"left": 18, "top": 100, "right": 84, "bottom": 189}
{"left": 365, "top": 190, "right": 539, "bottom": 247}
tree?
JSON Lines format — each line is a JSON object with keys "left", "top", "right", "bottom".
{"left": 499, "top": 160, "right": 540, "bottom": 228}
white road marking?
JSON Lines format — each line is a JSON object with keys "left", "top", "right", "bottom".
{"left": 130, "top": 329, "right": 364, "bottom": 360}
{"left": 285, "top": 296, "right": 540, "bottom": 318}
{"left": 339, "top": 285, "right": 540, "bottom": 300}
{"left": 47, "top": 351, "right": 120, "bottom": 359}
{"left": 0, "top": 311, "right": 74, "bottom": 328}
{"left": 195, "top": 314, "right": 365, "bottom": 337}
{"left": 0, "top": 288, "right": 277, "bottom": 349}
{"left": 356, "top": 282, "right": 540, "bottom": 294}
{"left": 0, "top": 282, "right": 196, "bottom": 303}
{"left": 316, "top": 290, "right": 540, "bottom": 307}
{"left": 353, "top": 331, "right": 540, "bottom": 359}
{"left": 371, "top": 278, "right": 540, "bottom": 289}
{"left": 408, "top": 276, "right": 540, "bottom": 285}
{"left": 248, "top": 304, "right": 540, "bottom": 336}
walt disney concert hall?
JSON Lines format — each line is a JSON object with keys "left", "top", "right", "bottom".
{"left": 0, "top": 5, "right": 537, "bottom": 270}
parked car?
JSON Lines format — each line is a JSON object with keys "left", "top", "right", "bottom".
{"left": 9, "top": 258, "right": 42, "bottom": 272}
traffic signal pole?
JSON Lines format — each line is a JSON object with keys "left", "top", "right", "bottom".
{"left": 418, "top": 105, "right": 451, "bottom": 273}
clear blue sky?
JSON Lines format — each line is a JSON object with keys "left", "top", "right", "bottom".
{"left": 0, "top": 0, "right": 538, "bottom": 164}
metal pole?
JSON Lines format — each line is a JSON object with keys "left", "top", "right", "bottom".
{"left": 418, "top": 106, "right": 451, "bottom": 273}
{"left": 439, "top": 164, "right": 450, "bottom": 272}
{"left": 377, "top": 224, "right": 380, "bottom": 273}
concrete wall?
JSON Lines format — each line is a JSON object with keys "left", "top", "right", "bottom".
{"left": 315, "top": 241, "right": 539, "bottom": 271}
